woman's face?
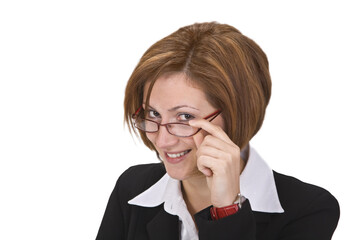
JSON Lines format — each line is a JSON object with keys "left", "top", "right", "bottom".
{"left": 143, "top": 72, "right": 225, "bottom": 181}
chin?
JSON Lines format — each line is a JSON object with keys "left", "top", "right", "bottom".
{"left": 162, "top": 159, "right": 197, "bottom": 181}
{"left": 163, "top": 164, "right": 191, "bottom": 181}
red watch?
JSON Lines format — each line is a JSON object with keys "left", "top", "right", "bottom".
{"left": 210, "top": 193, "right": 245, "bottom": 220}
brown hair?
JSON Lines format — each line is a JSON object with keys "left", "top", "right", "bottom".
{"left": 124, "top": 22, "right": 271, "bottom": 151}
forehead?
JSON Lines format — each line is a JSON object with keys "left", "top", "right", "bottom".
{"left": 143, "top": 73, "right": 210, "bottom": 110}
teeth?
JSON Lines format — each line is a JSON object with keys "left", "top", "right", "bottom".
{"left": 166, "top": 150, "right": 189, "bottom": 158}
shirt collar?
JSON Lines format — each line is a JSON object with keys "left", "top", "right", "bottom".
{"left": 128, "top": 146, "right": 284, "bottom": 213}
{"left": 240, "top": 147, "right": 284, "bottom": 213}
{"left": 128, "top": 172, "right": 184, "bottom": 215}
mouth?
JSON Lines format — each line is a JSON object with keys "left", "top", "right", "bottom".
{"left": 166, "top": 149, "right": 191, "bottom": 158}
{"left": 164, "top": 149, "right": 191, "bottom": 164}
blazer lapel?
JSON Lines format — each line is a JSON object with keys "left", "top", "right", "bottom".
{"left": 147, "top": 206, "right": 180, "bottom": 240}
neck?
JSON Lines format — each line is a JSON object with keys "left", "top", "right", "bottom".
{"left": 182, "top": 174, "right": 209, "bottom": 197}
{"left": 181, "top": 174, "right": 211, "bottom": 216}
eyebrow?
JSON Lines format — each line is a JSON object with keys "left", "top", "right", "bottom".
{"left": 144, "top": 104, "right": 199, "bottom": 112}
{"left": 168, "top": 105, "right": 199, "bottom": 112}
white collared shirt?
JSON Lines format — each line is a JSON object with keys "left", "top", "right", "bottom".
{"left": 128, "top": 147, "right": 284, "bottom": 240}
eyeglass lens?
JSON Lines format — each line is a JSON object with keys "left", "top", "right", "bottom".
{"left": 134, "top": 119, "right": 198, "bottom": 137}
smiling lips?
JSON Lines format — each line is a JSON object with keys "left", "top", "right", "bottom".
{"left": 165, "top": 149, "right": 191, "bottom": 164}
{"left": 166, "top": 149, "right": 191, "bottom": 158}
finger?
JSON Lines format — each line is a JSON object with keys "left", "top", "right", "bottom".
{"left": 200, "top": 167, "right": 213, "bottom": 177}
{"left": 200, "top": 135, "right": 238, "bottom": 154}
{"left": 197, "top": 155, "right": 216, "bottom": 177}
{"left": 197, "top": 154, "right": 231, "bottom": 177}
{"left": 196, "top": 145, "right": 229, "bottom": 160}
{"left": 192, "top": 126, "right": 206, "bottom": 149}
{"left": 189, "top": 119, "right": 232, "bottom": 145}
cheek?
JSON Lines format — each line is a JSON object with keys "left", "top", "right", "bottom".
{"left": 183, "top": 137, "right": 197, "bottom": 149}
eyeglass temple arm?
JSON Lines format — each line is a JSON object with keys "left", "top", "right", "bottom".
{"left": 203, "top": 110, "right": 221, "bottom": 120}
{"left": 132, "top": 106, "right": 142, "bottom": 118}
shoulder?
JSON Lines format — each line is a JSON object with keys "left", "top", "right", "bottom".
{"left": 114, "top": 163, "right": 166, "bottom": 202}
{"left": 273, "top": 171, "right": 340, "bottom": 219}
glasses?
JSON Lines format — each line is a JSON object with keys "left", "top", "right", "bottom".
{"left": 132, "top": 107, "right": 221, "bottom": 137}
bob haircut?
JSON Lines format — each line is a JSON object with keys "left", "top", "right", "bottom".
{"left": 124, "top": 22, "right": 271, "bottom": 151}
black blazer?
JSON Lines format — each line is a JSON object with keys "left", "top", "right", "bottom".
{"left": 96, "top": 163, "right": 340, "bottom": 240}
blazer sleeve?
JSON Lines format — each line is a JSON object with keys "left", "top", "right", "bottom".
{"left": 96, "top": 175, "right": 127, "bottom": 240}
{"left": 278, "top": 191, "right": 340, "bottom": 240}
{"left": 95, "top": 164, "right": 167, "bottom": 240}
{"left": 194, "top": 199, "right": 256, "bottom": 240}
{"left": 194, "top": 191, "right": 339, "bottom": 240}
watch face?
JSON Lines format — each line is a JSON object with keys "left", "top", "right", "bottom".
{"left": 234, "top": 194, "right": 246, "bottom": 207}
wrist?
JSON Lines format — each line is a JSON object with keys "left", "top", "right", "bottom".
{"left": 210, "top": 193, "right": 245, "bottom": 220}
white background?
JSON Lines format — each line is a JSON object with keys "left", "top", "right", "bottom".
{"left": 0, "top": 0, "right": 359, "bottom": 239}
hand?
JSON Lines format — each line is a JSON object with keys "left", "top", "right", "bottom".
{"left": 189, "top": 119, "right": 242, "bottom": 207}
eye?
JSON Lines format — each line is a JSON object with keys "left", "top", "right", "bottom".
{"left": 178, "top": 113, "right": 195, "bottom": 121}
{"left": 147, "top": 110, "right": 161, "bottom": 119}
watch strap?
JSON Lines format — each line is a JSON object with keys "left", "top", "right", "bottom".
{"left": 210, "top": 203, "right": 239, "bottom": 220}
{"left": 210, "top": 193, "right": 245, "bottom": 220}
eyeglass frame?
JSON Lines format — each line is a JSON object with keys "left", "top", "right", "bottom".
{"left": 131, "top": 106, "right": 222, "bottom": 137}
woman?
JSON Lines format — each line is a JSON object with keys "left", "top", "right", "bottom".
{"left": 96, "top": 22, "right": 339, "bottom": 239}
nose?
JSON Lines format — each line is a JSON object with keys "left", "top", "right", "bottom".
{"left": 154, "top": 124, "right": 178, "bottom": 149}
